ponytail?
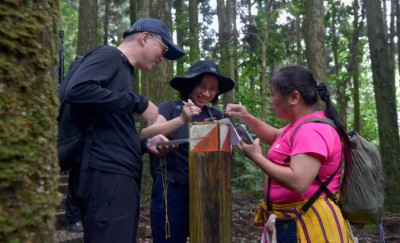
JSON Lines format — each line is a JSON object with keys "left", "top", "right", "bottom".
{"left": 317, "top": 83, "right": 352, "bottom": 163}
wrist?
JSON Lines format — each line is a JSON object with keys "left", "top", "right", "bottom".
{"left": 179, "top": 115, "right": 189, "bottom": 124}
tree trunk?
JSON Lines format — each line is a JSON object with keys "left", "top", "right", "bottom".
{"left": 77, "top": 0, "right": 98, "bottom": 55}
{"left": 129, "top": 0, "right": 137, "bottom": 25}
{"left": 293, "top": 0, "right": 302, "bottom": 64}
{"left": 217, "top": 0, "right": 235, "bottom": 107}
{"left": 304, "top": 0, "right": 326, "bottom": 83}
{"left": 189, "top": 0, "right": 200, "bottom": 64}
{"left": 103, "top": 0, "right": 110, "bottom": 45}
{"left": 260, "top": 0, "right": 272, "bottom": 122}
{"left": 330, "top": 2, "right": 347, "bottom": 124}
{"left": 232, "top": 0, "right": 239, "bottom": 89}
{"left": 174, "top": 0, "right": 186, "bottom": 75}
{"left": 350, "top": 0, "right": 362, "bottom": 133}
{"left": 0, "top": 1, "right": 60, "bottom": 242}
{"left": 222, "top": 0, "right": 236, "bottom": 105}
{"left": 395, "top": 0, "right": 400, "bottom": 79}
{"left": 365, "top": 0, "right": 400, "bottom": 213}
{"left": 128, "top": 0, "right": 139, "bottom": 96}
{"left": 145, "top": 0, "right": 174, "bottom": 105}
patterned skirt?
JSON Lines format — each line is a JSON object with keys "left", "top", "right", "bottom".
{"left": 256, "top": 195, "right": 356, "bottom": 243}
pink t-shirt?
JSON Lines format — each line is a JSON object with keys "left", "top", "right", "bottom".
{"left": 265, "top": 111, "right": 342, "bottom": 204}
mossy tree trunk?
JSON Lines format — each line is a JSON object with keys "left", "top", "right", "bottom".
{"left": 0, "top": 1, "right": 60, "bottom": 242}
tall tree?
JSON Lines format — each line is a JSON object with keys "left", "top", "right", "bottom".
{"left": 304, "top": 0, "right": 326, "bottom": 83}
{"left": 220, "top": 0, "right": 236, "bottom": 105}
{"left": 241, "top": 0, "right": 259, "bottom": 110}
{"left": 293, "top": 0, "right": 303, "bottom": 64}
{"left": 174, "top": 0, "right": 186, "bottom": 75}
{"left": 349, "top": 0, "right": 364, "bottom": 133}
{"left": 365, "top": 0, "right": 400, "bottom": 213}
{"left": 328, "top": 1, "right": 346, "bottom": 122}
{"left": 103, "top": 0, "right": 110, "bottom": 45}
{"left": 77, "top": 0, "right": 98, "bottom": 55}
{"left": 145, "top": 0, "right": 174, "bottom": 105}
{"left": 129, "top": 0, "right": 137, "bottom": 25}
{"left": 259, "top": 0, "right": 272, "bottom": 122}
{"left": 389, "top": 0, "right": 396, "bottom": 78}
{"left": 189, "top": 0, "right": 200, "bottom": 64}
{"left": 128, "top": 0, "right": 140, "bottom": 95}
{"left": 217, "top": 0, "right": 235, "bottom": 107}
{"left": 395, "top": 0, "right": 400, "bottom": 79}
{"left": 0, "top": 1, "right": 60, "bottom": 242}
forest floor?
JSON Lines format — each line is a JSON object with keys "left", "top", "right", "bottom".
{"left": 137, "top": 191, "right": 400, "bottom": 243}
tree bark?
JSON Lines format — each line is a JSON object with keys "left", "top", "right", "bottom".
{"left": 260, "top": 0, "right": 272, "bottom": 122}
{"left": 304, "top": 0, "right": 326, "bottom": 83}
{"left": 222, "top": 0, "right": 236, "bottom": 105}
{"left": 103, "top": 0, "right": 110, "bottom": 45}
{"left": 365, "top": 0, "right": 400, "bottom": 213}
{"left": 395, "top": 0, "right": 400, "bottom": 80}
{"left": 189, "top": 0, "right": 200, "bottom": 64}
{"left": 77, "top": 0, "right": 98, "bottom": 55}
{"left": 0, "top": 1, "right": 60, "bottom": 241}
{"left": 350, "top": 0, "right": 362, "bottom": 133}
{"left": 174, "top": 0, "right": 186, "bottom": 75}
{"left": 329, "top": 2, "right": 346, "bottom": 123}
{"left": 217, "top": 0, "right": 235, "bottom": 107}
{"left": 145, "top": 0, "right": 174, "bottom": 105}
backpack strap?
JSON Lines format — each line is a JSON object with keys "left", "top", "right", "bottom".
{"left": 60, "top": 54, "right": 93, "bottom": 198}
{"left": 75, "top": 124, "right": 94, "bottom": 198}
{"left": 293, "top": 118, "right": 341, "bottom": 212}
{"left": 301, "top": 166, "right": 340, "bottom": 212}
{"left": 266, "top": 177, "right": 273, "bottom": 211}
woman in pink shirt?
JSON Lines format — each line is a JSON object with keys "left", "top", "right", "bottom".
{"left": 226, "top": 65, "right": 355, "bottom": 242}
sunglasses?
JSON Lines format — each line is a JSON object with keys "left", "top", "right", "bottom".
{"left": 149, "top": 34, "right": 168, "bottom": 54}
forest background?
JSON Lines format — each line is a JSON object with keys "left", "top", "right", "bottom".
{"left": 0, "top": 0, "right": 399, "bottom": 242}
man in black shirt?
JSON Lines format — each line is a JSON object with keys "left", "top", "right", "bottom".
{"left": 65, "top": 18, "right": 184, "bottom": 242}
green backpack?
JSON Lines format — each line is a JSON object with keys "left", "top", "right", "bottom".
{"left": 291, "top": 118, "right": 384, "bottom": 225}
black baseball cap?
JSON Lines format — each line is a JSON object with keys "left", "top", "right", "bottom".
{"left": 170, "top": 60, "right": 235, "bottom": 94}
{"left": 123, "top": 18, "right": 185, "bottom": 60}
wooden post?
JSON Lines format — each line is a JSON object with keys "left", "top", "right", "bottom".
{"left": 188, "top": 122, "right": 232, "bottom": 243}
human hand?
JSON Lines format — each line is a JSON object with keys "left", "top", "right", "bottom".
{"left": 237, "top": 138, "right": 263, "bottom": 162}
{"left": 181, "top": 99, "right": 201, "bottom": 123}
{"left": 225, "top": 103, "right": 249, "bottom": 119}
{"left": 147, "top": 134, "right": 178, "bottom": 156}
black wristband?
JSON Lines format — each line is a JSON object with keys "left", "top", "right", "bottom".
{"left": 140, "top": 138, "right": 148, "bottom": 155}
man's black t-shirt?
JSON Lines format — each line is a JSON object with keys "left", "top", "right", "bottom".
{"left": 65, "top": 45, "right": 148, "bottom": 178}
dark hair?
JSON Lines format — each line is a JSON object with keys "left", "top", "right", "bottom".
{"left": 179, "top": 74, "right": 219, "bottom": 104}
{"left": 269, "top": 65, "right": 351, "bottom": 159}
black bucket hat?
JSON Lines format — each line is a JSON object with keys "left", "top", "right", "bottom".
{"left": 170, "top": 60, "right": 235, "bottom": 94}
{"left": 123, "top": 18, "right": 185, "bottom": 60}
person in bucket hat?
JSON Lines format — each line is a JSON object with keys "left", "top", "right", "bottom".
{"left": 141, "top": 60, "right": 235, "bottom": 243}
{"left": 64, "top": 18, "right": 184, "bottom": 243}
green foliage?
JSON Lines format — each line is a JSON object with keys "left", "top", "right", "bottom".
{"left": 60, "top": 1, "right": 79, "bottom": 72}
{"left": 232, "top": 150, "right": 264, "bottom": 199}
{"left": 98, "top": 0, "right": 130, "bottom": 46}
{"left": 362, "top": 224, "right": 380, "bottom": 234}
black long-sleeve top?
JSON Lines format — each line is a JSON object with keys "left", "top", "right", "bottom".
{"left": 65, "top": 45, "right": 148, "bottom": 178}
